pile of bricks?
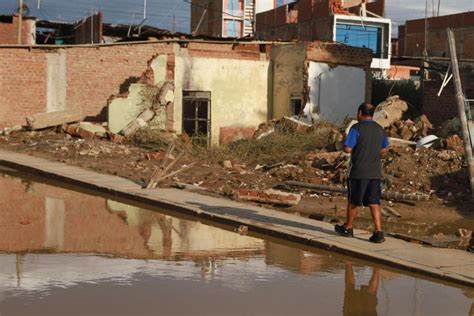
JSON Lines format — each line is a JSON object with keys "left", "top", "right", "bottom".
{"left": 385, "top": 115, "right": 433, "bottom": 141}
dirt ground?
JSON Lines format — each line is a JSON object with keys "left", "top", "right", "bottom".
{"left": 0, "top": 127, "right": 473, "bottom": 249}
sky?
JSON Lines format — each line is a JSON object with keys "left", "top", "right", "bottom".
{"left": 0, "top": 0, "right": 473, "bottom": 36}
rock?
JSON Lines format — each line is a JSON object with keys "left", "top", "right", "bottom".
{"left": 445, "top": 135, "right": 463, "bottom": 152}
{"left": 145, "top": 152, "right": 164, "bottom": 161}
{"left": 308, "top": 213, "right": 325, "bottom": 221}
{"left": 222, "top": 160, "right": 233, "bottom": 170}
{"left": 374, "top": 96, "right": 409, "bottom": 128}
{"left": 438, "top": 150, "right": 453, "bottom": 161}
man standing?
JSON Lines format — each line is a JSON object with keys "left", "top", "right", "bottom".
{"left": 335, "top": 103, "right": 389, "bottom": 243}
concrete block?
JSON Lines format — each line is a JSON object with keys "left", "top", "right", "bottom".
{"left": 26, "top": 108, "right": 84, "bottom": 130}
{"left": 77, "top": 122, "right": 107, "bottom": 137}
{"left": 108, "top": 84, "right": 146, "bottom": 134}
{"left": 151, "top": 55, "right": 168, "bottom": 85}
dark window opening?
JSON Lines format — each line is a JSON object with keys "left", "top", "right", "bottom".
{"left": 183, "top": 91, "right": 211, "bottom": 146}
{"left": 291, "top": 97, "right": 303, "bottom": 116}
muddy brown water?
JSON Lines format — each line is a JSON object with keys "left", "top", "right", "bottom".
{"left": 0, "top": 172, "right": 472, "bottom": 316}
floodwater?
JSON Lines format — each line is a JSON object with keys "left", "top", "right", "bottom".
{"left": 0, "top": 172, "right": 472, "bottom": 316}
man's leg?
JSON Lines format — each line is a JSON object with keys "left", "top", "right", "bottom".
{"left": 345, "top": 203, "right": 358, "bottom": 229}
{"left": 368, "top": 204, "right": 383, "bottom": 232}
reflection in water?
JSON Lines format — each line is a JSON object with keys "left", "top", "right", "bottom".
{"left": 0, "top": 174, "right": 473, "bottom": 315}
{"left": 344, "top": 262, "right": 379, "bottom": 316}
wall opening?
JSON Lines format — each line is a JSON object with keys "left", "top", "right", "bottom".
{"left": 182, "top": 91, "right": 211, "bottom": 146}
{"left": 290, "top": 94, "right": 303, "bottom": 116}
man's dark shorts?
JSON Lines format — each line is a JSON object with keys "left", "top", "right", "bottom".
{"left": 347, "top": 179, "right": 381, "bottom": 206}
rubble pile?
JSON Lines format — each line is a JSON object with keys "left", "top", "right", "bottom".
{"left": 385, "top": 115, "right": 433, "bottom": 141}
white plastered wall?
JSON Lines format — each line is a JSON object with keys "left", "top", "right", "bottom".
{"left": 174, "top": 55, "right": 270, "bottom": 146}
{"left": 306, "top": 62, "right": 366, "bottom": 124}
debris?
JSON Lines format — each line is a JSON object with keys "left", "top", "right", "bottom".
{"left": 26, "top": 109, "right": 84, "bottom": 130}
{"left": 456, "top": 229, "right": 472, "bottom": 239}
{"left": 416, "top": 135, "right": 439, "bottom": 149}
{"left": 145, "top": 152, "right": 164, "bottom": 161}
{"left": 234, "top": 225, "right": 249, "bottom": 235}
{"left": 389, "top": 137, "right": 416, "bottom": 148}
{"left": 373, "top": 96, "right": 408, "bottom": 128}
{"left": 381, "top": 206, "right": 401, "bottom": 218}
{"left": 222, "top": 160, "right": 233, "bottom": 170}
{"left": 107, "top": 132, "right": 126, "bottom": 144}
{"left": 445, "top": 135, "right": 464, "bottom": 152}
{"left": 121, "top": 109, "right": 155, "bottom": 137}
{"left": 284, "top": 181, "right": 430, "bottom": 202}
{"left": 236, "top": 188, "right": 301, "bottom": 206}
{"left": 62, "top": 122, "right": 107, "bottom": 140}
{"left": 278, "top": 116, "right": 312, "bottom": 133}
{"left": 146, "top": 144, "right": 194, "bottom": 189}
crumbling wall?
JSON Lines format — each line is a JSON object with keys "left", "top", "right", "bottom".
{"left": 0, "top": 42, "right": 175, "bottom": 128}
{"left": 174, "top": 45, "right": 270, "bottom": 146}
{"left": 271, "top": 43, "right": 307, "bottom": 119}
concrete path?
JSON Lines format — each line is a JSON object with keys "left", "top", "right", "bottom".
{"left": 0, "top": 149, "right": 473, "bottom": 287}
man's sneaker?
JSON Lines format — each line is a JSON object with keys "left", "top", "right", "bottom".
{"left": 335, "top": 224, "right": 354, "bottom": 237}
{"left": 369, "top": 231, "right": 385, "bottom": 243}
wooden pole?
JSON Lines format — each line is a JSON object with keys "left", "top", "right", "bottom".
{"left": 447, "top": 28, "right": 474, "bottom": 197}
{"left": 17, "top": 0, "right": 23, "bottom": 44}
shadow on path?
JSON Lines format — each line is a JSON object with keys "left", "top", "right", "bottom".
{"left": 187, "top": 201, "right": 337, "bottom": 236}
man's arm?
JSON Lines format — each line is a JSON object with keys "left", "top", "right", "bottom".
{"left": 344, "top": 128, "right": 358, "bottom": 154}
{"left": 381, "top": 134, "right": 389, "bottom": 156}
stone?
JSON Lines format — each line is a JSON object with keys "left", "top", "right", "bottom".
{"left": 145, "top": 152, "right": 164, "bottom": 161}
{"left": 222, "top": 160, "right": 233, "bottom": 170}
{"left": 373, "top": 96, "right": 409, "bottom": 128}
{"left": 77, "top": 122, "right": 107, "bottom": 138}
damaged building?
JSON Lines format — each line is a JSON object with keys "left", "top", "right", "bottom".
{"left": 0, "top": 39, "right": 371, "bottom": 146}
{"left": 256, "top": 0, "right": 391, "bottom": 70}
{"left": 190, "top": 0, "right": 296, "bottom": 38}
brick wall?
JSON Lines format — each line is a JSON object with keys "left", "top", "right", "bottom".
{"left": 65, "top": 43, "right": 174, "bottom": 121}
{"left": 423, "top": 74, "right": 474, "bottom": 126}
{"left": 0, "top": 42, "right": 175, "bottom": 128}
{"left": 0, "top": 49, "right": 47, "bottom": 128}
{"left": 399, "top": 12, "right": 474, "bottom": 58}
{"left": 0, "top": 16, "right": 36, "bottom": 45}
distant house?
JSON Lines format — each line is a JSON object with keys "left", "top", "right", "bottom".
{"left": 255, "top": 0, "right": 391, "bottom": 70}
{"left": 398, "top": 11, "right": 474, "bottom": 59}
{"left": 190, "top": 0, "right": 296, "bottom": 38}
{"left": 0, "top": 15, "right": 36, "bottom": 45}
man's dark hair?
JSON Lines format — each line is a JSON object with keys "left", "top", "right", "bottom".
{"left": 358, "top": 102, "right": 375, "bottom": 117}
